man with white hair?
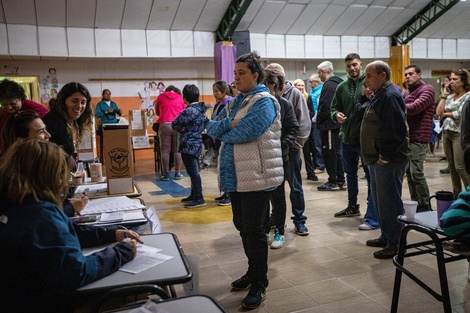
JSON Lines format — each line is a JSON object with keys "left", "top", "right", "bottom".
{"left": 361, "top": 60, "right": 410, "bottom": 259}
{"left": 265, "top": 63, "right": 311, "bottom": 236}
{"left": 316, "top": 61, "right": 344, "bottom": 191}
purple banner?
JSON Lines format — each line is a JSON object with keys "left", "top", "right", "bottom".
{"left": 214, "top": 42, "right": 236, "bottom": 83}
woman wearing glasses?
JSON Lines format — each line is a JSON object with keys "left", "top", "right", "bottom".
{"left": 0, "top": 79, "right": 48, "bottom": 150}
{"left": 437, "top": 68, "right": 470, "bottom": 196}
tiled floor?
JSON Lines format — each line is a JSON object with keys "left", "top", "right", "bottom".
{"left": 134, "top": 146, "right": 470, "bottom": 313}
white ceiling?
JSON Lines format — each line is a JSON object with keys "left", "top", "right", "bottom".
{"left": 0, "top": 0, "right": 469, "bottom": 40}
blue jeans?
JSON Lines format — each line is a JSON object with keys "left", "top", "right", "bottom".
{"left": 363, "top": 165, "right": 380, "bottom": 228}
{"left": 341, "top": 142, "right": 360, "bottom": 206}
{"left": 369, "top": 161, "right": 407, "bottom": 251}
{"left": 181, "top": 153, "right": 203, "bottom": 200}
{"left": 286, "top": 150, "right": 307, "bottom": 224}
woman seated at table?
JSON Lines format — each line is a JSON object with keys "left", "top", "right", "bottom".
{"left": 42, "top": 82, "right": 93, "bottom": 166}
{"left": 1, "top": 110, "right": 87, "bottom": 216}
{"left": 0, "top": 139, "right": 141, "bottom": 313}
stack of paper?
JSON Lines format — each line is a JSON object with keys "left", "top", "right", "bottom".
{"left": 81, "top": 196, "right": 146, "bottom": 215}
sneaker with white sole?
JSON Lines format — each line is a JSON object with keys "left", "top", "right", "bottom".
{"left": 241, "top": 282, "right": 267, "bottom": 309}
{"left": 334, "top": 204, "right": 361, "bottom": 217}
{"left": 270, "top": 228, "right": 285, "bottom": 249}
{"left": 358, "top": 223, "right": 379, "bottom": 230}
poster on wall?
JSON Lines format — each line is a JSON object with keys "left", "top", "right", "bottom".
{"left": 138, "top": 81, "right": 165, "bottom": 126}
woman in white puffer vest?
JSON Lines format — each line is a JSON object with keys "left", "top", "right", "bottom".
{"left": 206, "top": 51, "right": 283, "bottom": 309}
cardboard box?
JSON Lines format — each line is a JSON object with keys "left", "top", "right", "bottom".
{"left": 102, "top": 124, "right": 134, "bottom": 195}
{"left": 129, "top": 110, "right": 147, "bottom": 137}
{"left": 77, "top": 118, "right": 97, "bottom": 161}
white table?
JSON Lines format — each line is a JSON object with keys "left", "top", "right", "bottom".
{"left": 76, "top": 233, "right": 191, "bottom": 297}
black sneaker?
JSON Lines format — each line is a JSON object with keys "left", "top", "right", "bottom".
{"left": 440, "top": 167, "right": 450, "bottom": 174}
{"left": 294, "top": 223, "right": 309, "bottom": 236}
{"left": 307, "top": 174, "right": 319, "bottom": 181}
{"left": 366, "top": 238, "right": 387, "bottom": 247}
{"left": 334, "top": 204, "right": 361, "bottom": 217}
{"left": 373, "top": 247, "right": 397, "bottom": 259}
{"left": 215, "top": 192, "right": 229, "bottom": 201}
{"left": 317, "top": 182, "right": 339, "bottom": 191}
{"left": 160, "top": 174, "right": 170, "bottom": 181}
{"left": 241, "top": 282, "right": 267, "bottom": 309}
{"left": 181, "top": 195, "right": 194, "bottom": 203}
{"left": 338, "top": 182, "right": 347, "bottom": 190}
{"left": 217, "top": 194, "right": 231, "bottom": 206}
{"left": 184, "top": 199, "right": 206, "bottom": 208}
{"left": 231, "top": 274, "right": 251, "bottom": 291}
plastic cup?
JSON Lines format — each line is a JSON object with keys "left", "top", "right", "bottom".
{"left": 403, "top": 200, "right": 418, "bottom": 220}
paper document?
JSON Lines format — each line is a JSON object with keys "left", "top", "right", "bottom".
{"left": 100, "top": 211, "right": 124, "bottom": 223}
{"left": 81, "top": 196, "right": 146, "bottom": 215}
{"left": 75, "top": 183, "right": 107, "bottom": 196}
{"left": 119, "top": 244, "right": 173, "bottom": 274}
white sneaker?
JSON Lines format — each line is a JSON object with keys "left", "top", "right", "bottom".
{"left": 270, "top": 228, "right": 285, "bottom": 249}
{"left": 358, "top": 223, "right": 379, "bottom": 230}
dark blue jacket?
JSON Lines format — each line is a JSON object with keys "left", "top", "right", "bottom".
{"left": 172, "top": 102, "right": 207, "bottom": 157}
{"left": 0, "top": 198, "right": 133, "bottom": 312}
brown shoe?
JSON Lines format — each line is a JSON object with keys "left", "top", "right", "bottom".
{"left": 366, "top": 238, "right": 387, "bottom": 247}
{"left": 373, "top": 247, "right": 397, "bottom": 259}
{"left": 314, "top": 169, "right": 324, "bottom": 174}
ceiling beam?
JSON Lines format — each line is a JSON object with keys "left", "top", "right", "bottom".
{"left": 391, "top": 0, "right": 459, "bottom": 46}
{"left": 215, "top": 0, "right": 252, "bottom": 42}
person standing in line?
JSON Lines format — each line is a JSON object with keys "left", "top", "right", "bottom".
{"left": 265, "top": 63, "right": 311, "bottom": 236}
{"left": 206, "top": 52, "right": 284, "bottom": 309}
{"left": 403, "top": 65, "right": 435, "bottom": 211}
{"left": 440, "top": 76, "right": 452, "bottom": 174}
{"left": 436, "top": 68, "right": 470, "bottom": 196}
{"left": 95, "top": 89, "right": 122, "bottom": 125}
{"left": 330, "top": 54, "right": 376, "bottom": 229}
{"left": 172, "top": 84, "right": 207, "bottom": 209}
{"left": 154, "top": 85, "right": 186, "bottom": 181}
{"left": 308, "top": 74, "right": 325, "bottom": 175}
{"left": 461, "top": 97, "right": 470, "bottom": 174}
{"left": 300, "top": 76, "right": 318, "bottom": 182}
{"left": 316, "top": 61, "right": 345, "bottom": 191}
{"left": 293, "top": 79, "right": 309, "bottom": 102}
{"left": 362, "top": 61, "right": 410, "bottom": 259}
{"left": 263, "top": 66, "right": 299, "bottom": 249}
{"left": 0, "top": 79, "right": 49, "bottom": 150}
{"left": 354, "top": 84, "right": 381, "bottom": 230}
{"left": 207, "top": 80, "right": 233, "bottom": 205}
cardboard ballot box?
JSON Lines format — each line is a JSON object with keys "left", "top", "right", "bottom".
{"left": 129, "top": 109, "right": 147, "bottom": 137}
{"left": 102, "top": 124, "right": 134, "bottom": 195}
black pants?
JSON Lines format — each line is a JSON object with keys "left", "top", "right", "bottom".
{"left": 231, "top": 190, "right": 271, "bottom": 284}
{"left": 320, "top": 128, "right": 344, "bottom": 184}
{"left": 302, "top": 126, "right": 315, "bottom": 178}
